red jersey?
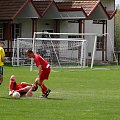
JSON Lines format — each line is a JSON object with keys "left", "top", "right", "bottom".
{"left": 34, "top": 54, "right": 49, "bottom": 70}
{"left": 14, "top": 84, "right": 27, "bottom": 91}
{"left": 10, "top": 79, "right": 28, "bottom": 91}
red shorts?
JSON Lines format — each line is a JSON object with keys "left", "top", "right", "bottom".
{"left": 38, "top": 67, "right": 50, "bottom": 80}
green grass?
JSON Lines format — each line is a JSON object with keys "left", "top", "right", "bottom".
{"left": 1, "top": 66, "right": 120, "bottom": 120}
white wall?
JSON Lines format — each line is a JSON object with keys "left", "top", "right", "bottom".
{"left": 21, "top": 19, "right": 32, "bottom": 38}
{"left": 60, "top": 20, "right": 79, "bottom": 33}
{"left": 15, "top": 19, "right": 33, "bottom": 38}
{"left": 84, "top": 20, "right": 103, "bottom": 61}
{"left": 60, "top": 20, "right": 81, "bottom": 62}
{"left": 37, "top": 19, "right": 55, "bottom": 32}
{"left": 15, "top": 17, "right": 114, "bottom": 62}
{"left": 84, "top": 19, "right": 114, "bottom": 62}
{"left": 107, "top": 18, "right": 115, "bottom": 61}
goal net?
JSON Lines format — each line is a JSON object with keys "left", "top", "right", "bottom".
{"left": 12, "top": 32, "right": 117, "bottom": 69}
{"left": 12, "top": 33, "right": 87, "bottom": 68}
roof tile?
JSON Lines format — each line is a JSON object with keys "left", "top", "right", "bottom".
{"left": 0, "top": 0, "right": 116, "bottom": 20}
{"left": 56, "top": 1, "right": 99, "bottom": 15}
{"left": 33, "top": 1, "right": 53, "bottom": 16}
{"left": 0, "top": 0, "right": 27, "bottom": 20}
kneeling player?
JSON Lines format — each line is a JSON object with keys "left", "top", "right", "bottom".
{"left": 9, "top": 75, "right": 38, "bottom": 97}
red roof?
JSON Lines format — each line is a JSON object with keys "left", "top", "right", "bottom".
{"left": 106, "top": 10, "right": 117, "bottom": 19}
{"left": 0, "top": 0, "right": 116, "bottom": 20}
{"left": 56, "top": 1, "right": 99, "bottom": 15}
{"left": 0, "top": 0, "right": 30, "bottom": 20}
{"left": 33, "top": 1, "right": 54, "bottom": 16}
{"left": 56, "top": 1, "right": 116, "bottom": 19}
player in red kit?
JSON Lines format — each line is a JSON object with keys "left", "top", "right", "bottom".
{"left": 26, "top": 49, "right": 51, "bottom": 98}
{"left": 9, "top": 75, "right": 38, "bottom": 97}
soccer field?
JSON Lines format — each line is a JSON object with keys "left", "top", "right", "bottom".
{"left": 0, "top": 66, "right": 120, "bottom": 120}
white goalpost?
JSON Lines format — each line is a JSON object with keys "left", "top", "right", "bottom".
{"left": 12, "top": 32, "right": 118, "bottom": 70}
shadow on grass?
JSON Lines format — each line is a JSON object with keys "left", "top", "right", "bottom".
{"left": 47, "top": 97, "right": 64, "bottom": 100}
{"left": 22, "top": 97, "right": 64, "bottom": 100}
{"left": 0, "top": 96, "right": 19, "bottom": 100}
{"left": 0, "top": 96, "right": 64, "bottom": 100}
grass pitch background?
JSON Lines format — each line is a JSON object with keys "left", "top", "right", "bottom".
{"left": 0, "top": 66, "right": 120, "bottom": 120}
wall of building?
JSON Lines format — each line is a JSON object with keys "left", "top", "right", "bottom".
{"left": 13, "top": 16, "right": 114, "bottom": 63}
{"left": 15, "top": 19, "right": 33, "bottom": 38}
{"left": 107, "top": 18, "right": 115, "bottom": 61}
{"left": 60, "top": 20, "right": 79, "bottom": 33}
{"left": 84, "top": 18, "right": 114, "bottom": 62}
{"left": 101, "top": 0, "right": 115, "bottom": 62}
{"left": 37, "top": 19, "right": 55, "bottom": 32}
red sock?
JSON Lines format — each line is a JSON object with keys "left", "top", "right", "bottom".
{"left": 40, "top": 84, "right": 47, "bottom": 95}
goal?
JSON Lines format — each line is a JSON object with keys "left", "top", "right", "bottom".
{"left": 12, "top": 32, "right": 87, "bottom": 68}
{"left": 12, "top": 32, "right": 117, "bottom": 69}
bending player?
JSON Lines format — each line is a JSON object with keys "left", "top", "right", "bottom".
{"left": 26, "top": 49, "right": 51, "bottom": 98}
{"left": 9, "top": 75, "right": 38, "bottom": 97}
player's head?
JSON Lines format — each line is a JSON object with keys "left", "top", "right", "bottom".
{"left": 10, "top": 75, "right": 16, "bottom": 81}
{"left": 0, "top": 41, "right": 4, "bottom": 47}
{"left": 32, "top": 85, "right": 38, "bottom": 92}
{"left": 26, "top": 49, "right": 34, "bottom": 58}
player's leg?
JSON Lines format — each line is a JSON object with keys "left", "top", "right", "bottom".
{"left": 35, "top": 77, "right": 47, "bottom": 96}
{"left": 36, "top": 68, "right": 51, "bottom": 97}
{"left": 0, "top": 66, "right": 4, "bottom": 85}
{"left": 36, "top": 79, "right": 51, "bottom": 98}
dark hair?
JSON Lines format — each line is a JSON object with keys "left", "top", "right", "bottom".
{"left": 32, "top": 85, "right": 38, "bottom": 92}
{"left": 0, "top": 41, "right": 4, "bottom": 45}
{"left": 26, "top": 49, "right": 33, "bottom": 54}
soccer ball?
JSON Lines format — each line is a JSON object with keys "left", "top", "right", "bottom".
{"left": 12, "top": 91, "right": 20, "bottom": 99}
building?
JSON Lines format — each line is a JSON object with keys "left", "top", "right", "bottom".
{"left": 0, "top": 0, "right": 116, "bottom": 63}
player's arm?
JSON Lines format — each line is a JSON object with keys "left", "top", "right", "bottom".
{"left": 1, "top": 56, "right": 5, "bottom": 62}
{"left": 1, "top": 48, "right": 5, "bottom": 62}
{"left": 9, "top": 90, "right": 14, "bottom": 96}
{"left": 38, "top": 65, "right": 42, "bottom": 78}
{"left": 25, "top": 83, "right": 38, "bottom": 96}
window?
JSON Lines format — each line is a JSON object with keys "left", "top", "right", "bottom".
{"left": 12, "top": 24, "right": 21, "bottom": 39}
{"left": 96, "top": 36, "right": 103, "bottom": 50}
{"left": 93, "top": 20, "right": 106, "bottom": 24}
{"left": 0, "top": 23, "right": 3, "bottom": 39}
